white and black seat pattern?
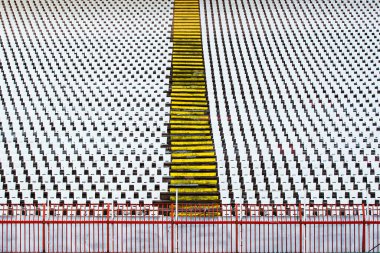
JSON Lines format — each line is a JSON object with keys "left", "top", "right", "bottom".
{"left": 0, "top": 0, "right": 173, "bottom": 204}
{"left": 201, "top": 0, "right": 380, "bottom": 205}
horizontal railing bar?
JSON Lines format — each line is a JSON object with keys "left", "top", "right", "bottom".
{"left": 1, "top": 220, "right": 379, "bottom": 225}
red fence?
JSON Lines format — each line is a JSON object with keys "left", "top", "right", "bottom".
{"left": 0, "top": 204, "right": 379, "bottom": 252}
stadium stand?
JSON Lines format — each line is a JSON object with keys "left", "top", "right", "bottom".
{"left": 0, "top": 0, "right": 172, "bottom": 204}
{"left": 201, "top": 0, "right": 379, "bottom": 205}
{"left": 0, "top": 0, "right": 379, "bottom": 207}
{"left": 0, "top": 0, "right": 380, "bottom": 251}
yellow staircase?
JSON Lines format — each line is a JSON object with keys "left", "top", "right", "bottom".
{"left": 163, "top": 0, "right": 220, "bottom": 209}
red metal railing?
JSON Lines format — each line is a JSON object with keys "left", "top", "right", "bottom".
{"left": 0, "top": 204, "right": 379, "bottom": 252}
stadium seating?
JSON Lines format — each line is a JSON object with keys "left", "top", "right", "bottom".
{"left": 0, "top": 0, "right": 172, "bottom": 204}
{"left": 200, "top": 0, "right": 379, "bottom": 204}
{"left": 0, "top": 0, "right": 379, "bottom": 206}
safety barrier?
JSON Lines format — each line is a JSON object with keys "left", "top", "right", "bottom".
{"left": 0, "top": 204, "right": 379, "bottom": 252}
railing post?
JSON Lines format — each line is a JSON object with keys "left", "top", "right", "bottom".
{"left": 42, "top": 204, "right": 46, "bottom": 253}
{"left": 299, "top": 203, "right": 302, "bottom": 253}
{"left": 362, "top": 203, "right": 366, "bottom": 252}
{"left": 171, "top": 203, "right": 175, "bottom": 253}
{"left": 107, "top": 204, "right": 110, "bottom": 253}
{"left": 175, "top": 189, "right": 178, "bottom": 220}
{"left": 236, "top": 204, "right": 239, "bottom": 253}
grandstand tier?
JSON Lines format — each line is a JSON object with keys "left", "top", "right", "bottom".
{"left": 201, "top": 0, "right": 379, "bottom": 205}
{"left": 0, "top": 0, "right": 379, "bottom": 206}
{"left": 0, "top": 0, "right": 172, "bottom": 204}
